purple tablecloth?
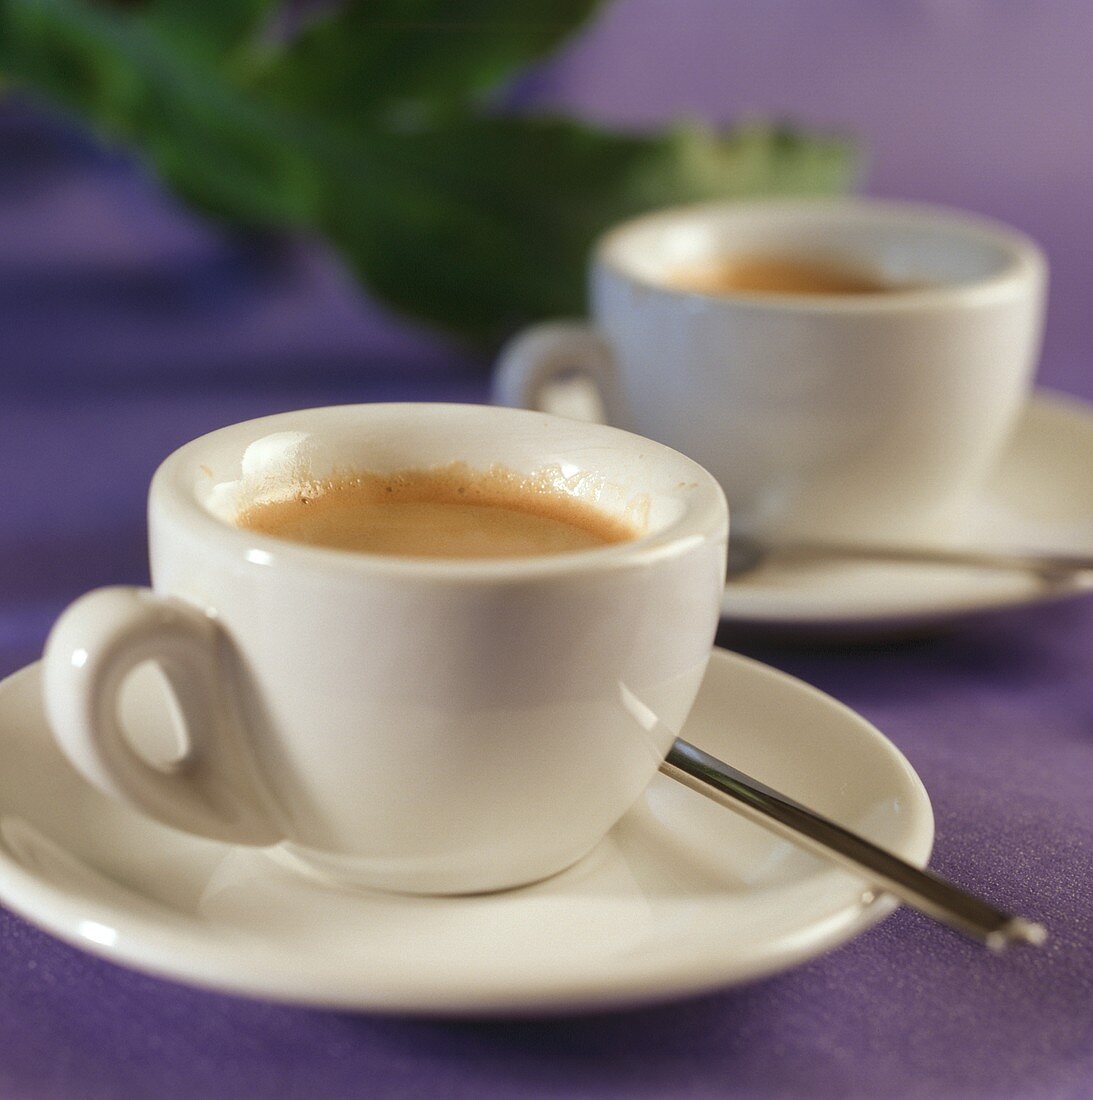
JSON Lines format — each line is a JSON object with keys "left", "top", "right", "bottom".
{"left": 1, "top": 4, "right": 1091, "bottom": 1097}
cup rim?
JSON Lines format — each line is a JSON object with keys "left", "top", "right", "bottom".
{"left": 594, "top": 197, "right": 1046, "bottom": 313}
{"left": 151, "top": 403, "right": 728, "bottom": 582}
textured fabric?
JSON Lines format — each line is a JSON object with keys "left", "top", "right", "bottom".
{"left": 1, "top": 4, "right": 1091, "bottom": 1097}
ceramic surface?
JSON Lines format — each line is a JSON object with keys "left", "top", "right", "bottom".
{"left": 41, "top": 404, "right": 727, "bottom": 894}
{"left": 0, "top": 648, "right": 933, "bottom": 1014}
{"left": 495, "top": 198, "right": 1046, "bottom": 544}
{"left": 723, "top": 391, "right": 1093, "bottom": 632}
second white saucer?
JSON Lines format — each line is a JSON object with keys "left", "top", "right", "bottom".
{"left": 723, "top": 390, "right": 1093, "bottom": 634}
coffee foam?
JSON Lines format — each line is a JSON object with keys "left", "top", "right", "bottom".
{"left": 235, "top": 462, "right": 642, "bottom": 551}
{"left": 203, "top": 432, "right": 652, "bottom": 538}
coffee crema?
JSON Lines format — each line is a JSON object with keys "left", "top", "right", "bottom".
{"left": 666, "top": 255, "right": 909, "bottom": 297}
{"left": 235, "top": 464, "right": 639, "bottom": 559}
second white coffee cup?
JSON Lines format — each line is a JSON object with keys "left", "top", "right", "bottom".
{"left": 495, "top": 198, "right": 1046, "bottom": 543}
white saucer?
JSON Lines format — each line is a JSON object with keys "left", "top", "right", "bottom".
{"left": 0, "top": 649, "right": 933, "bottom": 1015}
{"left": 724, "top": 390, "right": 1093, "bottom": 634}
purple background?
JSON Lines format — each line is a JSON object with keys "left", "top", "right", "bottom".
{"left": 1, "top": 3, "right": 1091, "bottom": 1097}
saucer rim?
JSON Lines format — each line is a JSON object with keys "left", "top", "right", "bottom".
{"left": 0, "top": 650, "right": 934, "bottom": 1015}
{"left": 722, "top": 388, "right": 1093, "bottom": 632}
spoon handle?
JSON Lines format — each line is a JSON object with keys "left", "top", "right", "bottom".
{"left": 660, "top": 738, "right": 1046, "bottom": 950}
{"left": 770, "top": 541, "right": 1093, "bottom": 574}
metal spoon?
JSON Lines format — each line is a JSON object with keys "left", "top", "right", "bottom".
{"left": 727, "top": 536, "right": 1093, "bottom": 580}
{"left": 661, "top": 738, "right": 1046, "bottom": 950}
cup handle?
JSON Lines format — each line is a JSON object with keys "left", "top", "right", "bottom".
{"left": 43, "top": 586, "right": 280, "bottom": 845}
{"left": 493, "top": 321, "right": 629, "bottom": 426}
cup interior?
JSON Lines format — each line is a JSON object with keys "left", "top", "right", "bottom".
{"left": 159, "top": 404, "right": 726, "bottom": 569}
{"left": 597, "top": 199, "right": 1041, "bottom": 298}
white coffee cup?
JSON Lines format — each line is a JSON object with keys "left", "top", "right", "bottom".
{"left": 495, "top": 199, "right": 1046, "bottom": 543}
{"left": 42, "top": 403, "right": 727, "bottom": 895}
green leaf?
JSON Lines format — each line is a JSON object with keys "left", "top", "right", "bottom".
{"left": 0, "top": 0, "right": 858, "bottom": 345}
{"left": 0, "top": 0, "right": 318, "bottom": 224}
{"left": 260, "top": 1, "right": 602, "bottom": 123}
{"left": 140, "top": 0, "right": 276, "bottom": 65}
{"left": 318, "top": 116, "right": 856, "bottom": 340}
{"left": 620, "top": 120, "right": 859, "bottom": 206}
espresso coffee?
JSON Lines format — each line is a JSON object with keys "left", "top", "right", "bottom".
{"left": 667, "top": 255, "right": 901, "bottom": 296}
{"left": 236, "top": 464, "right": 638, "bottom": 559}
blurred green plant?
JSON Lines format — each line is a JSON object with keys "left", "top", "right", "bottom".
{"left": 0, "top": 0, "right": 857, "bottom": 344}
